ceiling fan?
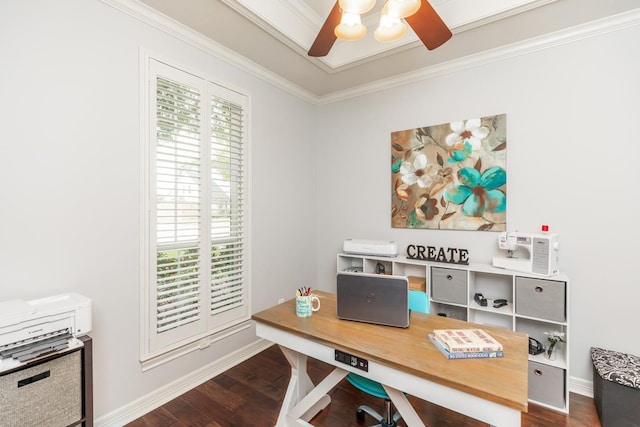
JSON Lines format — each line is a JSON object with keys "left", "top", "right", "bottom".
{"left": 308, "top": 0, "right": 452, "bottom": 57}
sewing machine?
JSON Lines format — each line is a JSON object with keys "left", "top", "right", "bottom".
{"left": 492, "top": 231, "right": 559, "bottom": 276}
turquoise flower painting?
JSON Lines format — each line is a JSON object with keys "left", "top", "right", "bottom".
{"left": 391, "top": 114, "right": 507, "bottom": 231}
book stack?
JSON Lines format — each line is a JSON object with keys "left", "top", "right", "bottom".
{"left": 429, "top": 328, "right": 504, "bottom": 359}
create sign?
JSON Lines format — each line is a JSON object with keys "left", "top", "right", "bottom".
{"left": 406, "top": 245, "right": 469, "bottom": 265}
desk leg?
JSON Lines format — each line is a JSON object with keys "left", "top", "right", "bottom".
{"left": 278, "top": 346, "right": 313, "bottom": 425}
{"left": 277, "top": 346, "right": 348, "bottom": 427}
{"left": 382, "top": 385, "right": 426, "bottom": 427}
{"left": 287, "top": 368, "right": 348, "bottom": 424}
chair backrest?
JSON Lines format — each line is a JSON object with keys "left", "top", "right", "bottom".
{"left": 409, "top": 290, "right": 430, "bottom": 314}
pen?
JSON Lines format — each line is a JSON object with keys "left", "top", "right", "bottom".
{"left": 297, "top": 286, "right": 312, "bottom": 296}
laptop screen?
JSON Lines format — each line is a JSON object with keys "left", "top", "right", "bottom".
{"left": 336, "top": 272, "right": 410, "bottom": 328}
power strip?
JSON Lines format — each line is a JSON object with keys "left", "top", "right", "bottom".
{"left": 335, "top": 349, "right": 368, "bottom": 372}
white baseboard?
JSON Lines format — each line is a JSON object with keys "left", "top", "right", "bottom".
{"left": 570, "top": 375, "right": 594, "bottom": 398}
{"left": 95, "top": 338, "right": 273, "bottom": 427}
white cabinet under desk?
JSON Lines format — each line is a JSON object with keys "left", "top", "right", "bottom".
{"left": 337, "top": 253, "right": 570, "bottom": 413}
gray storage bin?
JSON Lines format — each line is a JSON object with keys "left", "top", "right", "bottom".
{"left": 528, "top": 361, "right": 565, "bottom": 409}
{"left": 431, "top": 267, "right": 467, "bottom": 304}
{"left": 515, "top": 277, "right": 566, "bottom": 321}
{"left": 0, "top": 349, "right": 82, "bottom": 427}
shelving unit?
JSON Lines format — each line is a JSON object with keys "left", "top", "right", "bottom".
{"left": 337, "top": 253, "right": 570, "bottom": 413}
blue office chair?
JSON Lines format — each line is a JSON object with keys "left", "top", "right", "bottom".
{"left": 346, "top": 290, "right": 429, "bottom": 427}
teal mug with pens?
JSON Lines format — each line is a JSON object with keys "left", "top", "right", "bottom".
{"left": 296, "top": 288, "right": 320, "bottom": 317}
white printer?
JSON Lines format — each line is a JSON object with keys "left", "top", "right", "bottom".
{"left": 0, "top": 292, "right": 92, "bottom": 372}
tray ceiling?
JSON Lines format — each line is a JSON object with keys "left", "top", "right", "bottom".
{"left": 134, "top": 0, "right": 640, "bottom": 97}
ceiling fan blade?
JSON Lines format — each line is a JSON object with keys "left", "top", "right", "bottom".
{"left": 405, "top": 1, "right": 452, "bottom": 50}
{"left": 308, "top": 1, "right": 342, "bottom": 57}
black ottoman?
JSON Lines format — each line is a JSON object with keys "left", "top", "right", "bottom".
{"left": 591, "top": 347, "right": 640, "bottom": 427}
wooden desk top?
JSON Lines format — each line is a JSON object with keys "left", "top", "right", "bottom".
{"left": 252, "top": 291, "right": 528, "bottom": 412}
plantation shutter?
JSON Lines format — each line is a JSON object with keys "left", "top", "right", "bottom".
{"left": 208, "top": 84, "right": 248, "bottom": 326}
{"left": 150, "top": 63, "right": 208, "bottom": 351}
{"left": 145, "top": 59, "right": 249, "bottom": 359}
{"left": 155, "top": 75, "right": 203, "bottom": 333}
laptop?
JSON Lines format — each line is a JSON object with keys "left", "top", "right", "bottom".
{"left": 336, "top": 272, "right": 410, "bottom": 328}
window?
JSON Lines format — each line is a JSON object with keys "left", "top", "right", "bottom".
{"left": 141, "top": 58, "right": 250, "bottom": 366}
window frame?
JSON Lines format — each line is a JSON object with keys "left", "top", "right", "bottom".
{"left": 140, "top": 51, "right": 251, "bottom": 369}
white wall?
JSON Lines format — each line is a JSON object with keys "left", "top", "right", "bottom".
{"left": 2, "top": 0, "right": 639, "bottom": 420}
{"left": 316, "top": 19, "right": 640, "bottom": 388}
{"left": 0, "top": 0, "right": 317, "bottom": 421}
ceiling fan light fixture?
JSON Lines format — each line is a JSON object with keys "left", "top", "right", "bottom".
{"left": 386, "top": 0, "right": 421, "bottom": 19}
{"left": 338, "top": 0, "right": 376, "bottom": 15}
{"left": 334, "top": 12, "right": 367, "bottom": 41}
{"left": 374, "top": 13, "right": 407, "bottom": 42}
{"left": 309, "top": 0, "right": 451, "bottom": 57}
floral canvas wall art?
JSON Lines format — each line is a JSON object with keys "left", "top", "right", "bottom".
{"left": 391, "top": 114, "right": 507, "bottom": 231}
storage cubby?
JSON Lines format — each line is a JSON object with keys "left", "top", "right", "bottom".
{"left": 516, "top": 317, "right": 567, "bottom": 368}
{"left": 392, "top": 261, "right": 428, "bottom": 290}
{"left": 364, "top": 258, "right": 392, "bottom": 275}
{"left": 336, "top": 253, "right": 570, "bottom": 413}
{"left": 515, "top": 277, "right": 566, "bottom": 322}
{"left": 431, "top": 266, "right": 467, "bottom": 304}
{"left": 431, "top": 302, "right": 467, "bottom": 321}
{"left": 469, "top": 309, "right": 513, "bottom": 330}
{"left": 529, "top": 361, "right": 566, "bottom": 409}
{"left": 337, "top": 255, "right": 364, "bottom": 272}
{"left": 470, "top": 271, "right": 513, "bottom": 309}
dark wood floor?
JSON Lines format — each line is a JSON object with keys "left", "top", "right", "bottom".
{"left": 126, "top": 345, "right": 601, "bottom": 427}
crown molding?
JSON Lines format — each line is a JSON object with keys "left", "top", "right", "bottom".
{"left": 318, "top": 7, "right": 640, "bottom": 104}
{"left": 99, "top": 0, "right": 320, "bottom": 104}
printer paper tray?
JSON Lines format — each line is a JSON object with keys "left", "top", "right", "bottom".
{"left": 0, "top": 315, "right": 73, "bottom": 353}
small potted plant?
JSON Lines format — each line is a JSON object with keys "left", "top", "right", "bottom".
{"left": 544, "top": 331, "right": 565, "bottom": 360}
